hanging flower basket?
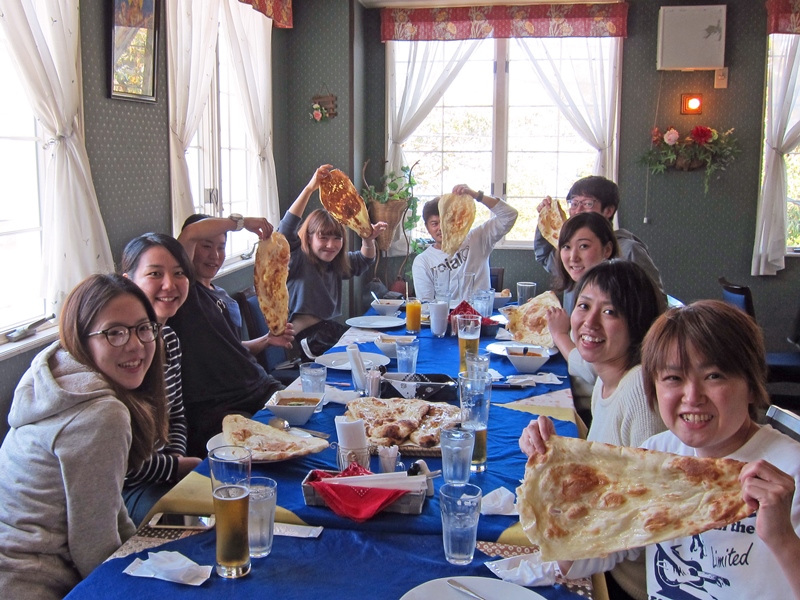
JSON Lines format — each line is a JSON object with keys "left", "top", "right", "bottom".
{"left": 640, "top": 125, "right": 740, "bottom": 194}
{"left": 310, "top": 83, "right": 337, "bottom": 122}
{"left": 368, "top": 199, "right": 409, "bottom": 251}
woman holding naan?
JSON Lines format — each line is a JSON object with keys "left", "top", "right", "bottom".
{"left": 522, "top": 300, "right": 800, "bottom": 600}
{"left": 546, "top": 212, "right": 620, "bottom": 417}
{"left": 521, "top": 259, "right": 667, "bottom": 600}
{"left": 279, "top": 165, "right": 387, "bottom": 355}
{"left": 119, "top": 233, "right": 202, "bottom": 524}
{"left": 0, "top": 274, "right": 168, "bottom": 599}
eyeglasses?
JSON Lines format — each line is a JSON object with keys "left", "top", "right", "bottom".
{"left": 567, "top": 198, "right": 596, "bottom": 210}
{"left": 87, "top": 322, "right": 161, "bottom": 347}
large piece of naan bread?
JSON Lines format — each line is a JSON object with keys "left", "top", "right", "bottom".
{"left": 318, "top": 169, "right": 373, "bottom": 238}
{"left": 439, "top": 193, "right": 475, "bottom": 256}
{"left": 345, "top": 397, "right": 431, "bottom": 447}
{"left": 517, "top": 436, "right": 751, "bottom": 561}
{"left": 222, "top": 415, "right": 328, "bottom": 462}
{"left": 254, "top": 233, "right": 290, "bottom": 336}
{"left": 500, "top": 290, "right": 561, "bottom": 348}
{"left": 537, "top": 199, "right": 566, "bottom": 247}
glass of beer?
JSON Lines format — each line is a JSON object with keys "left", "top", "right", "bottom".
{"left": 209, "top": 446, "right": 252, "bottom": 578}
{"left": 456, "top": 314, "right": 481, "bottom": 373}
{"left": 406, "top": 297, "right": 422, "bottom": 334}
{"left": 458, "top": 371, "right": 491, "bottom": 473}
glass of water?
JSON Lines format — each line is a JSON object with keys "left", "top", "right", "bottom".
{"left": 395, "top": 338, "right": 419, "bottom": 373}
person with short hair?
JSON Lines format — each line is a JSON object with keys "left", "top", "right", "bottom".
{"left": 172, "top": 214, "right": 294, "bottom": 456}
{"left": 0, "top": 274, "right": 168, "bottom": 599}
{"left": 534, "top": 176, "right": 664, "bottom": 297}
{"left": 412, "top": 184, "right": 518, "bottom": 302}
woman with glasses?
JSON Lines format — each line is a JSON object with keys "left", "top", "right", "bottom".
{"left": 119, "top": 233, "right": 202, "bottom": 524}
{"left": 0, "top": 274, "right": 168, "bottom": 600}
{"left": 278, "top": 165, "right": 387, "bottom": 356}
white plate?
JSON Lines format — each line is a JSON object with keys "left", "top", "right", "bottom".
{"left": 315, "top": 351, "right": 390, "bottom": 371}
{"left": 486, "top": 341, "right": 558, "bottom": 357}
{"left": 206, "top": 430, "right": 311, "bottom": 464}
{"left": 400, "top": 577, "right": 544, "bottom": 600}
{"left": 346, "top": 315, "right": 406, "bottom": 329}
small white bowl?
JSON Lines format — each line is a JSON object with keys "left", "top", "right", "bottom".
{"left": 505, "top": 346, "right": 550, "bottom": 373}
{"left": 375, "top": 334, "right": 416, "bottom": 358}
{"left": 264, "top": 391, "right": 324, "bottom": 425}
{"left": 371, "top": 298, "right": 405, "bottom": 316}
{"left": 493, "top": 293, "right": 512, "bottom": 310}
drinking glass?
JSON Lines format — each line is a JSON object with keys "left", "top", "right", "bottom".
{"left": 428, "top": 300, "right": 449, "bottom": 338}
{"left": 456, "top": 315, "right": 481, "bottom": 373}
{"left": 405, "top": 297, "right": 422, "bottom": 334}
{"left": 459, "top": 372, "right": 491, "bottom": 473}
{"left": 209, "top": 446, "right": 252, "bottom": 578}
{"left": 440, "top": 427, "right": 475, "bottom": 484}
{"left": 462, "top": 272, "right": 476, "bottom": 303}
{"left": 300, "top": 362, "right": 327, "bottom": 411}
{"left": 248, "top": 476, "right": 277, "bottom": 558}
{"left": 395, "top": 338, "right": 420, "bottom": 373}
{"left": 432, "top": 268, "right": 451, "bottom": 305}
{"left": 440, "top": 483, "right": 482, "bottom": 565}
{"left": 470, "top": 289, "right": 493, "bottom": 318}
{"left": 465, "top": 350, "right": 490, "bottom": 378}
{"left": 517, "top": 282, "right": 537, "bottom": 306}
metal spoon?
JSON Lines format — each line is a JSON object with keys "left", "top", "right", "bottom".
{"left": 446, "top": 579, "right": 486, "bottom": 600}
{"left": 371, "top": 291, "right": 381, "bottom": 303}
{"left": 267, "top": 417, "right": 330, "bottom": 439}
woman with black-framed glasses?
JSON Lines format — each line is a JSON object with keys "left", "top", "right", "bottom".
{"left": 0, "top": 274, "right": 168, "bottom": 600}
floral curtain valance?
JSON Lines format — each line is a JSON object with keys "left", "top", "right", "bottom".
{"left": 238, "top": 0, "right": 292, "bottom": 28}
{"left": 766, "top": 0, "right": 800, "bottom": 34}
{"left": 381, "top": 3, "right": 628, "bottom": 42}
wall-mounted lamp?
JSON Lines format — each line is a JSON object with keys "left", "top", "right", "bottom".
{"left": 681, "top": 93, "right": 703, "bottom": 115}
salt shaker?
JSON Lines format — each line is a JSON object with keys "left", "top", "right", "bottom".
{"left": 365, "top": 367, "right": 381, "bottom": 397}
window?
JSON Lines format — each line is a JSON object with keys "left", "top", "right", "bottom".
{"left": 186, "top": 31, "right": 254, "bottom": 264}
{"left": 0, "top": 26, "right": 46, "bottom": 334}
{"left": 400, "top": 38, "right": 600, "bottom": 246}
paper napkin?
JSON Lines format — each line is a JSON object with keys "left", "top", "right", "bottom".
{"left": 123, "top": 551, "right": 212, "bottom": 586}
{"left": 506, "top": 373, "right": 561, "bottom": 385}
{"left": 485, "top": 553, "right": 561, "bottom": 587}
{"left": 480, "top": 487, "right": 518, "bottom": 515}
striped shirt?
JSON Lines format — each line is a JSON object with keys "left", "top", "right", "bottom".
{"left": 124, "top": 326, "right": 188, "bottom": 486}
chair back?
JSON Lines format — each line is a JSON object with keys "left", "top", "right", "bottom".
{"left": 766, "top": 405, "right": 800, "bottom": 442}
{"left": 718, "top": 276, "right": 756, "bottom": 319}
{"left": 489, "top": 267, "right": 504, "bottom": 292}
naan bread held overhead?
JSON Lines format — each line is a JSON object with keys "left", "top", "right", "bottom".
{"left": 537, "top": 199, "right": 566, "bottom": 247}
{"left": 439, "top": 193, "right": 475, "bottom": 256}
{"left": 517, "top": 436, "right": 751, "bottom": 561}
{"left": 318, "top": 169, "right": 373, "bottom": 238}
{"left": 499, "top": 290, "right": 561, "bottom": 347}
{"left": 254, "top": 232, "right": 290, "bottom": 336}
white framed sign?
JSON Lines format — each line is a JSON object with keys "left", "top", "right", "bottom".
{"left": 657, "top": 5, "right": 726, "bottom": 71}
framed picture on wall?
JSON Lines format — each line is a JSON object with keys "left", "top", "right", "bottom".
{"left": 110, "top": 0, "right": 158, "bottom": 102}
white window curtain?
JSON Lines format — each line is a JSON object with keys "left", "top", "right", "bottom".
{"left": 752, "top": 35, "right": 800, "bottom": 276}
{"left": 167, "top": 0, "right": 220, "bottom": 236}
{"left": 220, "top": 0, "right": 279, "bottom": 226}
{"left": 515, "top": 37, "right": 622, "bottom": 181}
{"left": 0, "top": 0, "right": 113, "bottom": 316}
{"left": 385, "top": 39, "right": 480, "bottom": 255}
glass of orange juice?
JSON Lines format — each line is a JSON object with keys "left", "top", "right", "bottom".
{"left": 405, "top": 297, "right": 421, "bottom": 334}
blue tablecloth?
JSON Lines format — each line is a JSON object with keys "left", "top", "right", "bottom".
{"left": 67, "top": 528, "right": 583, "bottom": 600}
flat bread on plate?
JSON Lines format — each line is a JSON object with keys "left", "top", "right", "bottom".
{"left": 439, "top": 193, "right": 475, "bottom": 256}
{"left": 254, "top": 233, "right": 290, "bottom": 336}
{"left": 500, "top": 291, "right": 561, "bottom": 348}
{"left": 517, "top": 436, "right": 751, "bottom": 561}
{"left": 318, "top": 169, "right": 373, "bottom": 238}
{"left": 222, "top": 415, "right": 328, "bottom": 462}
{"left": 345, "top": 397, "right": 460, "bottom": 448}
{"left": 537, "top": 199, "right": 566, "bottom": 247}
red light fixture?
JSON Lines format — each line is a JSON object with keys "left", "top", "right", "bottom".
{"left": 681, "top": 93, "right": 703, "bottom": 115}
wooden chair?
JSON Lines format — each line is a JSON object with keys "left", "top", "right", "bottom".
{"left": 233, "top": 287, "right": 300, "bottom": 385}
{"left": 489, "top": 267, "right": 504, "bottom": 292}
{"left": 765, "top": 405, "right": 800, "bottom": 443}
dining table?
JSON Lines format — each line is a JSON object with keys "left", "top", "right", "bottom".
{"left": 66, "top": 306, "right": 606, "bottom": 600}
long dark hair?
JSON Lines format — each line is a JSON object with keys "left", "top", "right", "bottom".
{"left": 298, "top": 209, "right": 351, "bottom": 277}
{"left": 120, "top": 232, "right": 195, "bottom": 285}
{"left": 59, "top": 274, "right": 168, "bottom": 470}
{"left": 574, "top": 259, "right": 666, "bottom": 370}
{"left": 554, "top": 212, "right": 620, "bottom": 293}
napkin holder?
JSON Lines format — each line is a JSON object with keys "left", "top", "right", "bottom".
{"left": 301, "top": 470, "right": 426, "bottom": 515}
{"left": 379, "top": 373, "right": 457, "bottom": 402}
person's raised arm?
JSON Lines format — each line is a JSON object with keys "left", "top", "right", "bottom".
{"left": 519, "top": 414, "right": 557, "bottom": 457}
{"left": 546, "top": 307, "right": 575, "bottom": 359}
{"left": 177, "top": 216, "right": 272, "bottom": 259}
{"left": 359, "top": 221, "right": 388, "bottom": 260}
{"left": 241, "top": 323, "right": 296, "bottom": 355}
{"left": 741, "top": 459, "right": 800, "bottom": 599}
{"left": 287, "top": 164, "right": 334, "bottom": 219}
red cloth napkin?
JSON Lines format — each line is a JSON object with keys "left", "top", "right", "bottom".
{"left": 307, "top": 463, "right": 409, "bottom": 522}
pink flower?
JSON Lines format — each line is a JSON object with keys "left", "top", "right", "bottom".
{"left": 663, "top": 128, "right": 680, "bottom": 146}
{"left": 691, "top": 126, "right": 713, "bottom": 145}
{"left": 313, "top": 110, "right": 323, "bottom": 122}
{"left": 651, "top": 127, "right": 662, "bottom": 143}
